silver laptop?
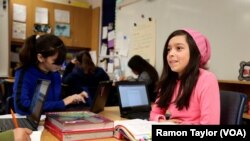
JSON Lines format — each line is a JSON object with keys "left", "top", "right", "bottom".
{"left": 116, "top": 81, "right": 151, "bottom": 119}
{"left": 0, "top": 79, "right": 51, "bottom": 131}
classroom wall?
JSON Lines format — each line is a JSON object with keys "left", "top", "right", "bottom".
{"left": 116, "top": 0, "right": 250, "bottom": 80}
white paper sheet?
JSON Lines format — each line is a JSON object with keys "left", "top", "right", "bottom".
{"left": 102, "top": 26, "right": 108, "bottom": 39}
{"left": 54, "top": 9, "right": 70, "bottom": 23}
{"left": 12, "top": 21, "right": 26, "bottom": 40}
{"left": 35, "top": 7, "right": 48, "bottom": 24}
{"left": 13, "top": 3, "right": 26, "bottom": 22}
{"left": 89, "top": 50, "right": 97, "bottom": 65}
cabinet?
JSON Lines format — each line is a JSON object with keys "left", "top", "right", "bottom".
{"left": 218, "top": 80, "right": 250, "bottom": 120}
{"left": 71, "top": 6, "right": 92, "bottom": 48}
{"left": 9, "top": 0, "right": 98, "bottom": 49}
{"left": 8, "top": 0, "right": 100, "bottom": 77}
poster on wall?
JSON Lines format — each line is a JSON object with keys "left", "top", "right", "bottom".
{"left": 35, "top": 7, "right": 48, "bottom": 24}
{"left": 13, "top": 3, "right": 26, "bottom": 22}
{"left": 34, "top": 24, "right": 51, "bottom": 34}
{"left": 129, "top": 19, "right": 156, "bottom": 66}
{"left": 54, "top": 9, "right": 70, "bottom": 23}
{"left": 54, "top": 23, "right": 70, "bottom": 37}
{"left": 12, "top": 21, "right": 26, "bottom": 40}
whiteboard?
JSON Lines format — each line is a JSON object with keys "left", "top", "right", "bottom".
{"left": 0, "top": 0, "right": 9, "bottom": 77}
{"left": 116, "top": 0, "right": 250, "bottom": 80}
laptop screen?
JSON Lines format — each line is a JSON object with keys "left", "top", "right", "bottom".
{"left": 119, "top": 84, "right": 149, "bottom": 108}
{"left": 117, "top": 81, "right": 150, "bottom": 109}
{"left": 28, "top": 79, "right": 51, "bottom": 126}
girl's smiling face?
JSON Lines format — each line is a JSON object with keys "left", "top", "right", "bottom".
{"left": 167, "top": 35, "right": 190, "bottom": 77}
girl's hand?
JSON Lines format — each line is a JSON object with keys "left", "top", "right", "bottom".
{"left": 71, "top": 58, "right": 78, "bottom": 64}
{"left": 77, "top": 91, "right": 89, "bottom": 103}
{"left": 14, "top": 128, "right": 32, "bottom": 141}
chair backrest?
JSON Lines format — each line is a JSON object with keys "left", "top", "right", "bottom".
{"left": 5, "top": 96, "right": 14, "bottom": 114}
{"left": 220, "top": 90, "right": 247, "bottom": 125}
{"left": 3, "top": 80, "right": 14, "bottom": 99}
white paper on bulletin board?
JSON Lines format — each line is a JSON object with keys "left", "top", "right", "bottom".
{"left": 129, "top": 20, "right": 156, "bottom": 66}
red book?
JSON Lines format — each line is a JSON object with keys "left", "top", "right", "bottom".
{"left": 45, "top": 111, "right": 114, "bottom": 132}
{"left": 45, "top": 120, "right": 114, "bottom": 141}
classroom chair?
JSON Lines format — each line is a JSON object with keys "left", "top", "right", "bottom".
{"left": 5, "top": 95, "right": 14, "bottom": 114}
{"left": 220, "top": 90, "right": 247, "bottom": 125}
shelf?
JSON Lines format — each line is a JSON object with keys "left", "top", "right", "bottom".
{"left": 11, "top": 40, "right": 24, "bottom": 45}
{"left": 67, "top": 46, "right": 91, "bottom": 51}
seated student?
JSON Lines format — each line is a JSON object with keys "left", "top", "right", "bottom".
{"left": 62, "top": 51, "right": 110, "bottom": 106}
{"left": 13, "top": 34, "right": 88, "bottom": 115}
{"left": 128, "top": 55, "right": 159, "bottom": 102}
{"left": 0, "top": 128, "right": 32, "bottom": 141}
{"left": 150, "top": 28, "right": 220, "bottom": 124}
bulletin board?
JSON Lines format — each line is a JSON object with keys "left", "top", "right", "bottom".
{"left": 129, "top": 19, "right": 156, "bottom": 66}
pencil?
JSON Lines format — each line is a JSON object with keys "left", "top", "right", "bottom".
{"left": 10, "top": 108, "right": 19, "bottom": 128}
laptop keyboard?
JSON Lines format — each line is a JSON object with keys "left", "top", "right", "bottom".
{"left": 0, "top": 118, "right": 34, "bottom": 132}
{"left": 18, "top": 119, "right": 34, "bottom": 130}
{"left": 126, "top": 112, "right": 150, "bottom": 120}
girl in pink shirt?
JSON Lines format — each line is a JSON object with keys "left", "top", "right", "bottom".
{"left": 150, "top": 28, "right": 220, "bottom": 125}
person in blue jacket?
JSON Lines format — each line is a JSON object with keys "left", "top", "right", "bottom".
{"left": 13, "top": 34, "right": 88, "bottom": 115}
{"left": 62, "top": 51, "right": 110, "bottom": 107}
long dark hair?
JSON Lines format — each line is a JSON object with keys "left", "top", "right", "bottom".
{"left": 19, "top": 34, "right": 66, "bottom": 67}
{"left": 128, "top": 55, "right": 159, "bottom": 84}
{"left": 76, "top": 51, "right": 96, "bottom": 74}
{"left": 156, "top": 30, "right": 201, "bottom": 110}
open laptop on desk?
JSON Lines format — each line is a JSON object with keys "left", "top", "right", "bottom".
{"left": 89, "top": 81, "right": 112, "bottom": 113}
{"left": 0, "top": 79, "right": 51, "bottom": 131}
{"left": 116, "top": 81, "right": 151, "bottom": 120}
{"left": 65, "top": 81, "right": 112, "bottom": 113}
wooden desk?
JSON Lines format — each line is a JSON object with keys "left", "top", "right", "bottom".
{"left": 41, "top": 106, "right": 124, "bottom": 141}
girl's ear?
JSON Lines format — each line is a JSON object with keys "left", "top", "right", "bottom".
{"left": 37, "top": 53, "right": 45, "bottom": 63}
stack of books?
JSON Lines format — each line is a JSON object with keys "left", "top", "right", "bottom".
{"left": 44, "top": 111, "right": 114, "bottom": 141}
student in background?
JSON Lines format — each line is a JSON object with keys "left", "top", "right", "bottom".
{"left": 150, "top": 29, "right": 220, "bottom": 124}
{"left": 62, "top": 51, "right": 110, "bottom": 106}
{"left": 128, "top": 55, "right": 159, "bottom": 102}
{"left": 13, "top": 34, "right": 88, "bottom": 115}
{"left": 0, "top": 128, "right": 32, "bottom": 141}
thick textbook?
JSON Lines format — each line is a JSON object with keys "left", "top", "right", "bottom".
{"left": 45, "top": 111, "right": 114, "bottom": 132}
{"left": 114, "top": 119, "right": 176, "bottom": 141}
{"left": 45, "top": 120, "right": 114, "bottom": 141}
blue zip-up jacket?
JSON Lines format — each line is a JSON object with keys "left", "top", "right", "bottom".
{"left": 13, "top": 65, "right": 65, "bottom": 115}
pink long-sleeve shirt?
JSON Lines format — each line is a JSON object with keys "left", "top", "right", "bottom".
{"left": 150, "top": 69, "right": 220, "bottom": 125}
